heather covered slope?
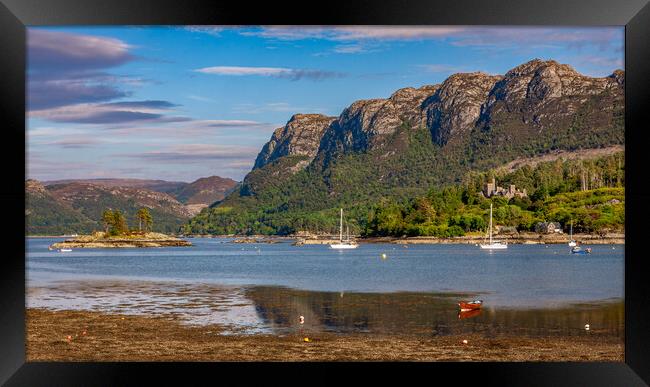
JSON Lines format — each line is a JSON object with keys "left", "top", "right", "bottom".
{"left": 26, "top": 180, "right": 97, "bottom": 235}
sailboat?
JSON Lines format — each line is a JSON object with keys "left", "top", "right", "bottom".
{"left": 330, "top": 208, "right": 359, "bottom": 249}
{"left": 568, "top": 220, "right": 577, "bottom": 247}
{"left": 480, "top": 203, "right": 507, "bottom": 249}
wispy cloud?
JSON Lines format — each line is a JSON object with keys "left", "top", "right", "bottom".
{"left": 28, "top": 29, "right": 134, "bottom": 71}
{"left": 103, "top": 100, "right": 180, "bottom": 109}
{"left": 242, "top": 26, "right": 623, "bottom": 53}
{"left": 417, "top": 64, "right": 468, "bottom": 74}
{"left": 194, "top": 66, "right": 345, "bottom": 81}
{"left": 29, "top": 101, "right": 190, "bottom": 125}
{"left": 186, "top": 94, "right": 216, "bottom": 103}
{"left": 231, "top": 102, "right": 329, "bottom": 115}
{"left": 242, "top": 26, "right": 465, "bottom": 41}
{"left": 27, "top": 29, "right": 141, "bottom": 111}
{"left": 200, "top": 120, "right": 270, "bottom": 128}
{"left": 332, "top": 44, "right": 372, "bottom": 54}
{"left": 118, "top": 144, "right": 259, "bottom": 164}
{"left": 183, "top": 26, "right": 226, "bottom": 36}
{"left": 28, "top": 77, "right": 132, "bottom": 110}
{"left": 577, "top": 55, "right": 624, "bottom": 69}
{"left": 43, "top": 138, "right": 101, "bottom": 149}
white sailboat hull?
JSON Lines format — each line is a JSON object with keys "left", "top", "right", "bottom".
{"left": 479, "top": 243, "right": 507, "bottom": 249}
{"left": 330, "top": 243, "right": 359, "bottom": 249}
{"left": 568, "top": 241, "right": 577, "bottom": 247}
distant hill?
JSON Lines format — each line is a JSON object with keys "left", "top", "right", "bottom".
{"left": 25, "top": 180, "right": 97, "bottom": 235}
{"left": 186, "top": 59, "right": 625, "bottom": 235}
{"left": 43, "top": 178, "right": 188, "bottom": 195}
{"left": 26, "top": 175, "right": 237, "bottom": 235}
{"left": 43, "top": 176, "right": 237, "bottom": 208}
{"left": 27, "top": 180, "right": 192, "bottom": 235}
{"left": 171, "top": 176, "right": 238, "bottom": 205}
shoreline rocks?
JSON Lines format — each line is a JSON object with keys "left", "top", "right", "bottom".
{"left": 292, "top": 232, "right": 624, "bottom": 245}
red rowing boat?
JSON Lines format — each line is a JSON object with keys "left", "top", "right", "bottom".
{"left": 458, "top": 300, "right": 483, "bottom": 311}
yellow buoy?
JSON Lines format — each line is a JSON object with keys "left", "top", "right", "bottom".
{"left": 303, "top": 337, "right": 310, "bottom": 342}
{"left": 381, "top": 253, "right": 387, "bottom": 260}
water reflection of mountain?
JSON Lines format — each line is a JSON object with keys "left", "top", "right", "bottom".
{"left": 246, "top": 287, "right": 623, "bottom": 338}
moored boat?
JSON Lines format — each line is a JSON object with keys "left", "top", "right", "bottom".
{"left": 571, "top": 246, "right": 591, "bottom": 255}
{"left": 458, "top": 299, "right": 483, "bottom": 311}
{"left": 330, "top": 209, "right": 359, "bottom": 249}
{"left": 568, "top": 220, "right": 577, "bottom": 247}
{"left": 479, "top": 203, "right": 507, "bottom": 250}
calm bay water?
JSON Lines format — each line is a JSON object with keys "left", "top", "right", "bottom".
{"left": 26, "top": 237, "right": 624, "bottom": 336}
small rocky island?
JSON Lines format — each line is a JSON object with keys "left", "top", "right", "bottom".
{"left": 50, "top": 231, "right": 192, "bottom": 249}
{"left": 49, "top": 208, "right": 191, "bottom": 249}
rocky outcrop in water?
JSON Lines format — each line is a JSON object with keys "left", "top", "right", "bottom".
{"left": 49, "top": 232, "right": 192, "bottom": 249}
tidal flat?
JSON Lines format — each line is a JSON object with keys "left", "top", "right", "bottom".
{"left": 26, "top": 280, "right": 623, "bottom": 361}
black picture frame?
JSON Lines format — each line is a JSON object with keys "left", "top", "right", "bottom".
{"left": 2, "top": 0, "right": 649, "bottom": 385}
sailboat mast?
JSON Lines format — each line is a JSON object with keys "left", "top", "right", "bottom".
{"left": 340, "top": 208, "right": 343, "bottom": 242}
{"left": 489, "top": 203, "right": 493, "bottom": 245}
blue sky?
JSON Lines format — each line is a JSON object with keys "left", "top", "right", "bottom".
{"left": 26, "top": 26, "right": 624, "bottom": 182}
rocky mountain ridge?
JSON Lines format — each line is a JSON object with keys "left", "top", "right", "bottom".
{"left": 251, "top": 59, "right": 623, "bottom": 173}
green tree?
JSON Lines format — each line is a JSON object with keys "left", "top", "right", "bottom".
{"left": 110, "top": 210, "right": 128, "bottom": 235}
{"left": 101, "top": 209, "right": 115, "bottom": 233}
{"left": 137, "top": 208, "right": 153, "bottom": 232}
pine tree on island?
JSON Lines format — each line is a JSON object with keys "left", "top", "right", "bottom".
{"left": 136, "top": 208, "right": 153, "bottom": 232}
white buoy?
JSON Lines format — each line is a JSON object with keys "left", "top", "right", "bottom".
{"left": 381, "top": 253, "right": 387, "bottom": 260}
{"left": 299, "top": 315, "right": 305, "bottom": 324}
{"left": 585, "top": 324, "right": 590, "bottom": 331}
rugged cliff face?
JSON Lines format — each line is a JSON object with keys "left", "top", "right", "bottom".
{"left": 316, "top": 85, "right": 439, "bottom": 163}
{"left": 480, "top": 59, "right": 622, "bottom": 129}
{"left": 469, "top": 60, "right": 624, "bottom": 165}
{"left": 422, "top": 72, "right": 503, "bottom": 146}
{"left": 253, "top": 114, "right": 336, "bottom": 170}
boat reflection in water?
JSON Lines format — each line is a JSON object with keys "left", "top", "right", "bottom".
{"left": 246, "top": 286, "right": 623, "bottom": 338}
{"left": 458, "top": 309, "right": 482, "bottom": 320}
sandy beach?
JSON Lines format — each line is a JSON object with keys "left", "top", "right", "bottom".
{"left": 26, "top": 308, "right": 623, "bottom": 362}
